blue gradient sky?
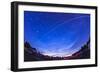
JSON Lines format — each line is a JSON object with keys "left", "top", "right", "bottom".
{"left": 24, "top": 11, "right": 90, "bottom": 57}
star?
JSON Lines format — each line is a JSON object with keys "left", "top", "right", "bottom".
{"left": 36, "top": 30, "right": 39, "bottom": 33}
{"left": 62, "top": 38, "right": 66, "bottom": 41}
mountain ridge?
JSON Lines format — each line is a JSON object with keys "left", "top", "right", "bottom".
{"left": 24, "top": 39, "right": 90, "bottom": 61}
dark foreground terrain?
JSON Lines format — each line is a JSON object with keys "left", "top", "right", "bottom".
{"left": 24, "top": 40, "right": 90, "bottom": 62}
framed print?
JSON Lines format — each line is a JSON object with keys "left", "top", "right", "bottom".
{"left": 11, "top": 1, "right": 98, "bottom": 71}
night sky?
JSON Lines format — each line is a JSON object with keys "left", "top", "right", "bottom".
{"left": 24, "top": 11, "right": 90, "bottom": 57}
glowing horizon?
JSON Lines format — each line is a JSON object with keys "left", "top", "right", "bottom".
{"left": 24, "top": 11, "right": 90, "bottom": 57}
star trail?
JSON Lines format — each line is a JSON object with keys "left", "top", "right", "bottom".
{"left": 24, "top": 11, "right": 90, "bottom": 57}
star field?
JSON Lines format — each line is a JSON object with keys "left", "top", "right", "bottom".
{"left": 24, "top": 11, "right": 90, "bottom": 57}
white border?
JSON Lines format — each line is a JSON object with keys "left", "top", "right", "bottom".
{"left": 18, "top": 5, "right": 96, "bottom": 68}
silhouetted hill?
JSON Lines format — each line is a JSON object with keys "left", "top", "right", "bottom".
{"left": 24, "top": 39, "right": 90, "bottom": 61}
{"left": 24, "top": 42, "right": 64, "bottom": 61}
{"left": 71, "top": 39, "right": 90, "bottom": 59}
{"left": 24, "top": 42, "right": 39, "bottom": 61}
